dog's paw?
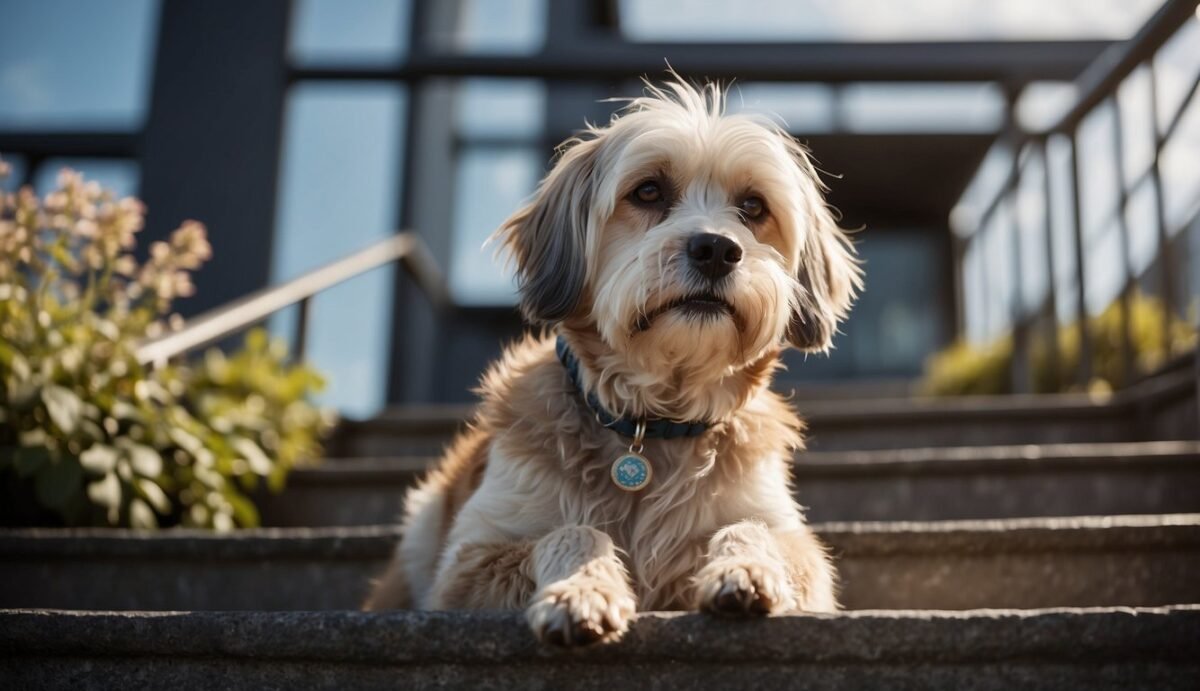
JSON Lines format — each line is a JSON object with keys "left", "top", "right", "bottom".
{"left": 694, "top": 559, "right": 794, "bottom": 617}
{"left": 526, "top": 577, "right": 636, "bottom": 647}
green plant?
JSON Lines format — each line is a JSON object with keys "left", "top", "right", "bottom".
{"left": 0, "top": 159, "right": 334, "bottom": 529}
{"left": 922, "top": 292, "right": 1197, "bottom": 396}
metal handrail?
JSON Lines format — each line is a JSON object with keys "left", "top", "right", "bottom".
{"left": 136, "top": 232, "right": 449, "bottom": 366}
{"left": 953, "top": 0, "right": 1200, "bottom": 395}
{"left": 1046, "top": 0, "right": 1198, "bottom": 136}
{"left": 966, "top": 0, "right": 1198, "bottom": 232}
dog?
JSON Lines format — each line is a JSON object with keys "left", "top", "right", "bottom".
{"left": 364, "top": 78, "right": 861, "bottom": 647}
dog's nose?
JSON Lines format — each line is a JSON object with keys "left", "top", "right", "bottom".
{"left": 687, "top": 233, "right": 742, "bottom": 280}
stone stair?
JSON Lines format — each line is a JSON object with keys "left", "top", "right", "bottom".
{"left": 328, "top": 361, "right": 1198, "bottom": 455}
{"left": 3, "top": 514, "right": 1199, "bottom": 612}
{"left": 4, "top": 608, "right": 1198, "bottom": 689}
{"left": 3, "top": 367, "right": 1199, "bottom": 688}
{"left": 253, "top": 441, "right": 1200, "bottom": 526}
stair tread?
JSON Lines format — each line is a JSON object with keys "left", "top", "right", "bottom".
{"left": 303, "top": 440, "right": 1200, "bottom": 480}
{"left": 3, "top": 606, "right": 1198, "bottom": 663}
{"left": 6, "top": 607, "right": 1197, "bottom": 688}
{"left": 5, "top": 513, "right": 1197, "bottom": 558}
{"left": 346, "top": 394, "right": 1131, "bottom": 433}
{"left": 5, "top": 515, "right": 1198, "bottom": 611}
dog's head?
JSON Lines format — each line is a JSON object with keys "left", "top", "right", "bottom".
{"left": 495, "top": 78, "right": 861, "bottom": 385}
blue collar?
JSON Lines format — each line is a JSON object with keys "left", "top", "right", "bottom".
{"left": 555, "top": 336, "right": 711, "bottom": 440}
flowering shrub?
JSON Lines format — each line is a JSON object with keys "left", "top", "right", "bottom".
{"left": 922, "top": 292, "right": 1197, "bottom": 396}
{"left": 0, "top": 159, "right": 334, "bottom": 529}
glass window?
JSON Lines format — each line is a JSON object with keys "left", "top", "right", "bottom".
{"left": 619, "top": 0, "right": 1161, "bottom": 42}
{"left": 843, "top": 230, "right": 944, "bottom": 373}
{"left": 962, "top": 237, "right": 988, "bottom": 343}
{"left": 1124, "top": 177, "right": 1160, "bottom": 275}
{"left": 1153, "top": 16, "right": 1200, "bottom": 134}
{"left": 1117, "top": 67, "right": 1156, "bottom": 189}
{"left": 952, "top": 140, "right": 1012, "bottom": 237}
{"left": 431, "top": 0, "right": 547, "bottom": 54}
{"left": 840, "top": 83, "right": 1005, "bottom": 133}
{"left": 271, "top": 83, "right": 406, "bottom": 418}
{"left": 33, "top": 158, "right": 140, "bottom": 199}
{"left": 448, "top": 149, "right": 540, "bottom": 304}
{"left": 778, "top": 229, "right": 948, "bottom": 379}
{"left": 1159, "top": 92, "right": 1200, "bottom": 233}
{"left": 1076, "top": 105, "right": 1121, "bottom": 240}
{"left": 1083, "top": 219, "right": 1124, "bottom": 315}
{"left": 455, "top": 79, "right": 546, "bottom": 139}
{"left": 290, "top": 0, "right": 410, "bottom": 66}
{"left": 448, "top": 79, "right": 546, "bottom": 305}
{"left": 981, "top": 200, "right": 1016, "bottom": 339}
{"left": 0, "top": 0, "right": 160, "bottom": 131}
{"left": 1016, "top": 81, "right": 1078, "bottom": 133}
{"left": 1016, "top": 149, "right": 1049, "bottom": 313}
{"left": 727, "top": 84, "right": 835, "bottom": 133}
{"left": 1045, "top": 134, "right": 1079, "bottom": 323}
{"left": 731, "top": 82, "right": 1005, "bottom": 134}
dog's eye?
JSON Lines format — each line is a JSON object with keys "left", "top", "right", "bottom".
{"left": 739, "top": 196, "right": 766, "bottom": 221}
{"left": 633, "top": 181, "right": 662, "bottom": 204}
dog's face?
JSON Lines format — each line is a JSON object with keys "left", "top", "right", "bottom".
{"left": 497, "top": 80, "right": 861, "bottom": 378}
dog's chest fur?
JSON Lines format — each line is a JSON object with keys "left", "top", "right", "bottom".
{"left": 471, "top": 336, "right": 805, "bottom": 609}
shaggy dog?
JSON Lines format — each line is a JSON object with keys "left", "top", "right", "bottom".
{"left": 364, "top": 78, "right": 861, "bottom": 646}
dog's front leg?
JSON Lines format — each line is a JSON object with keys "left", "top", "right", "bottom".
{"left": 693, "top": 520, "right": 837, "bottom": 616}
{"left": 525, "top": 525, "right": 637, "bottom": 646}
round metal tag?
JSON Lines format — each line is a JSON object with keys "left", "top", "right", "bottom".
{"left": 611, "top": 452, "right": 652, "bottom": 492}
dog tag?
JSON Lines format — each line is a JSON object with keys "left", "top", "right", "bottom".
{"left": 611, "top": 452, "right": 652, "bottom": 492}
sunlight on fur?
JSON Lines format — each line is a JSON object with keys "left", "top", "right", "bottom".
{"left": 364, "top": 76, "right": 861, "bottom": 647}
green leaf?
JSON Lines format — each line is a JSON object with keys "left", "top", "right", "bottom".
{"left": 232, "top": 437, "right": 272, "bottom": 476}
{"left": 35, "top": 457, "right": 83, "bottom": 510}
{"left": 79, "top": 419, "right": 106, "bottom": 442}
{"left": 129, "top": 498, "right": 157, "bottom": 529}
{"left": 122, "top": 441, "right": 162, "bottom": 477}
{"left": 7, "top": 350, "right": 31, "bottom": 381}
{"left": 111, "top": 400, "right": 142, "bottom": 421}
{"left": 42, "top": 385, "right": 83, "bottom": 434}
{"left": 136, "top": 478, "right": 171, "bottom": 514}
{"left": 86, "top": 472, "right": 121, "bottom": 510}
{"left": 79, "top": 444, "right": 118, "bottom": 474}
{"left": 224, "top": 490, "right": 260, "bottom": 528}
{"left": 50, "top": 243, "right": 80, "bottom": 273}
{"left": 168, "top": 427, "right": 203, "bottom": 454}
{"left": 244, "top": 328, "right": 268, "bottom": 353}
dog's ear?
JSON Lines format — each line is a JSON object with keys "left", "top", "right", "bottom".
{"left": 493, "top": 136, "right": 600, "bottom": 324}
{"left": 786, "top": 145, "right": 863, "bottom": 352}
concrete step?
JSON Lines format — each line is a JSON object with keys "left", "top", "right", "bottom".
{"left": 331, "top": 366, "right": 1197, "bottom": 454}
{"left": 257, "top": 441, "right": 1200, "bottom": 526}
{"left": 3, "top": 607, "right": 1198, "bottom": 689}
{"left": 332, "top": 397, "right": 1140, "bottom": 455}
{"left": 3, "top": 514, "right": 1198, "bottom": 612}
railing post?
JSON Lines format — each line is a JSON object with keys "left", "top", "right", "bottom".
{"left": 1037, "top": 137, "right": 1061, "bottom": 391}
{"left": 950, "top": 231, "right": 967, "bottom": 342}
{"left": 1108, "top": 96, "right": 1137, "bottom": 387}
{"left": 294, "top": 296, "right": 311, "bottom": 363}
{"left": 1194, "top": 302, "right": 1200, "bottom": 441}
{"left": 1067, "top": 130, "right": 1093, "bottom": 388}
{"left": 1006, "top": 140, "right": 1030, "bottom": 393}
{"left": 1147, "top": 60, "right": 1180, "bottom": 359}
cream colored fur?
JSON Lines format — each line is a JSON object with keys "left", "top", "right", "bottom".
{"left": 364, "top": 77, "right": 860, "bottom": 647}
